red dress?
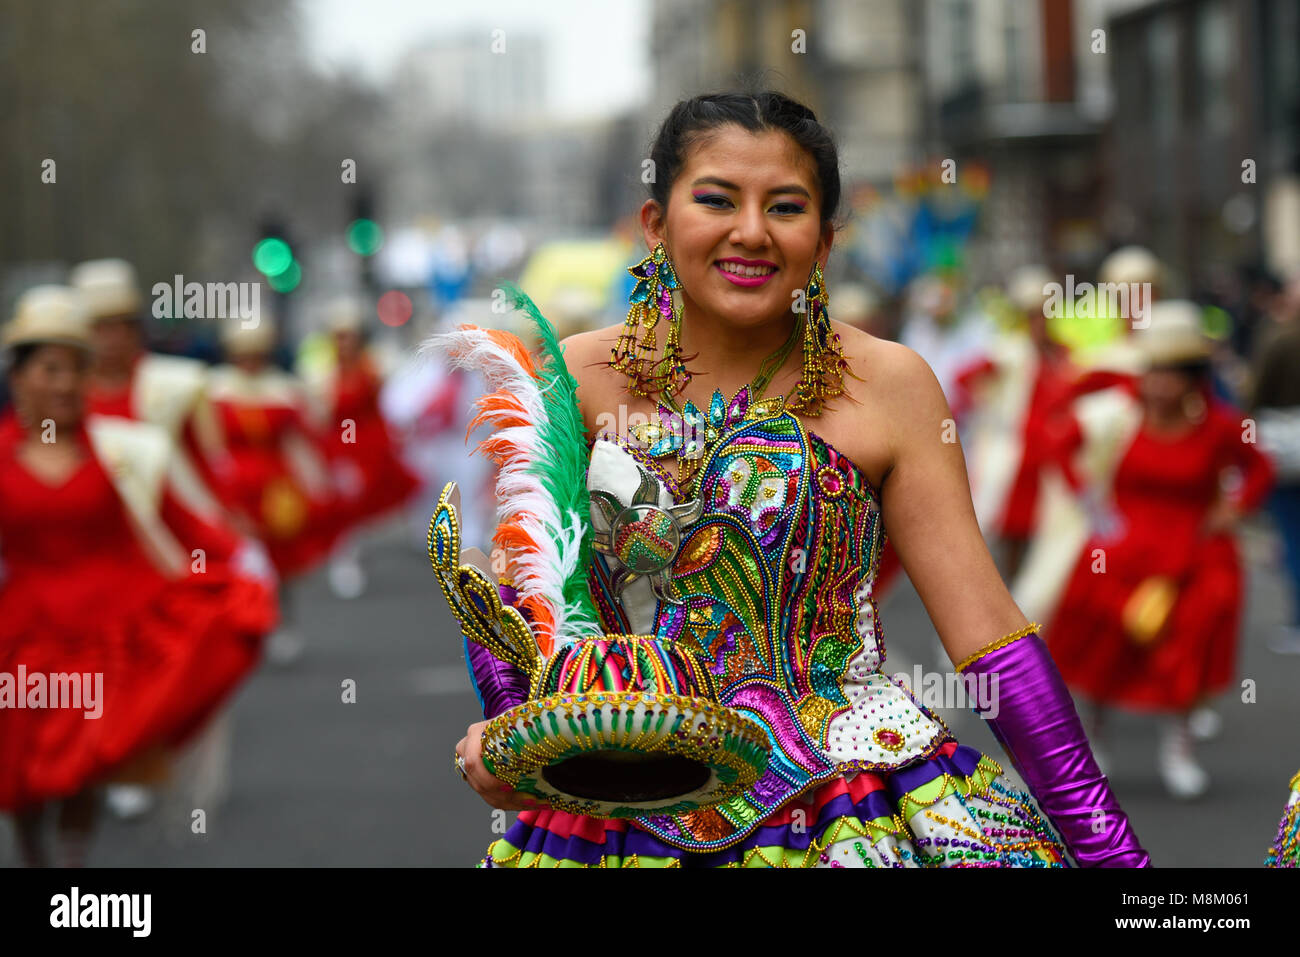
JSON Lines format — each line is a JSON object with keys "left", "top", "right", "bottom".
{"left": 996, "top": 349, "right": 1079, "bottom": 539}
{"left": 321, "top": 358, "right": 420, "bottom": 532}
{"left": 1045, "top": 396, "right": 1276, "bottom": 710}
{"left": 952, "top": 346, "right": 1080, "bottom": 540}
{"left": 0, "top": 423, "right": 276, "bottom": 810}
{"left": 211, "top": 392, "right": 342, "bottom": 579}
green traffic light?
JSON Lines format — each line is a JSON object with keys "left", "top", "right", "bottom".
{"left": 268, "top": 259, "right": 302, "bottom": 293}
{"left": 253, "top": 238, "right": 293, "bottom": 277}
{"left": 346, "top": 219, "right": 384, "bottom": 256}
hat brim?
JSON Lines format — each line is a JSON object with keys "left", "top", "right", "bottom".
{"left": 4, "top": 333, "right": 91, "bottom": 353}
{"left": 1142, "top": 345, "right": 1213, "bottom": 367}
{"left": 480, "top": 691, "right": 771, "bottom": 818}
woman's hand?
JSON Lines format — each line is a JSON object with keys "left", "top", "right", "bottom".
{"left": 1200, "top": 498, "right": 1241, "bottom": 536}
{"left": 455, "top": 721, "right": 549, "bottom": 812}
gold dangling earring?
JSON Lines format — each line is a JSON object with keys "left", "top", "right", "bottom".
{"left": 610, "top": 242, "right": 690, "bottom": 401}
{"left": 788, "top": 261, "right": 851, "bottom": 416}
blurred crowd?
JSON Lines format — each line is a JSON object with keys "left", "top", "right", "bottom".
{"left": 858, "top": 247, "right": 1300, "bottom": 805}
{"left": 0, "top": 257, "right": 498, "bottom": 866}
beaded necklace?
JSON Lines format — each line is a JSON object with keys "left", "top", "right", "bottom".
{"left": 629, "top": 316, "right": 804, "bottom": 494}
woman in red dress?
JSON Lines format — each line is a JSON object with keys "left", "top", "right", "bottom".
{"left": 1045, "top": 302, "right": 1276, "bottom": 799}
{"left": 207, "top": 319, "right": 343, "bottom": 662}
{"left": 952, "top": 266, "right": 1082, "bottom": 581}
{"left": 306, "top": 299, "right": 420, "bottom": 599}
{"left": 0, "top": 287, "right": 276, "bottom": 865}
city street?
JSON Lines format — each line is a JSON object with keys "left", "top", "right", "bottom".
{"left": 3, "top": 514, "right": 1294, "bottom": 868}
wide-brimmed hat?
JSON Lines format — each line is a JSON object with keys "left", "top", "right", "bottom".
{"left": 324, "top": 295, "right": 366, "bottom": 333}
{"left": 428, "top": 482, "right": 771, "bottom": 819}
{"left": 69, "top": 258, "right": 143, "bottom": 322}
{"left": 221, "top": 316, "right": 277, "bottom": 357}
{"left": 4, "top": 285, "right": 92, "bottom": 352}
{"left": 1134, "top": 300, "right": 1212, "bottom": 367}
{"left": 1099, "top": 246, "right": 1165, "bottom": 289}
{"left": 1006, "top": 264, "right": 1055, "bottom": 314}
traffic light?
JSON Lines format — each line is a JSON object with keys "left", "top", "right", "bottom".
{"left": 253, "top": 216, "right": 301, "bottom": 293}
{"left": 347, "top": 190, "right": 382, "bottom": 294}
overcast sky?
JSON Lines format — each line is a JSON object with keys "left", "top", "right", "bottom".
{"left": 300, "top": 0, "right": 651, "bottom": 120}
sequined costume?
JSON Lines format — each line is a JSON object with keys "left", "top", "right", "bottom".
{"left": 1266, "top": 768, "right": 1300, "bottom": 867}
{"left": 475, "top": 386, "right": 1073, "bottom": 867}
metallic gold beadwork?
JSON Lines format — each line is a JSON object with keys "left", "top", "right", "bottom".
{"left": 954, "top": 623, "right": 1041, "bottom": 673}
{"left": 426, "top": 481, "right": 544, "bottom": 689}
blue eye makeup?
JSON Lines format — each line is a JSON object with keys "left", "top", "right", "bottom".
{"left": 690, "top": 192, "right": 807, "bottom": 214}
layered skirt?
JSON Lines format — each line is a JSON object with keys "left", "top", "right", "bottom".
{"left": 481, "top": 741, "right": 1070, "bottom": 868}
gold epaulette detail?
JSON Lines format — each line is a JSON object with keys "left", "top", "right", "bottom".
{"left": 427, "top": 481, "right": 544, "bottom": 689}
{"left": 954, "top": 623, "right": 1041, "bottom": 673}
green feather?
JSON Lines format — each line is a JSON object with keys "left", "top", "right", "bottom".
{"left": 498, "top": 280, "right": 601, "bottom": 638}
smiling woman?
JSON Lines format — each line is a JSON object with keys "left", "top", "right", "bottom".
{"left": 446, "top": 90, "right": 1151, "bottom": 868}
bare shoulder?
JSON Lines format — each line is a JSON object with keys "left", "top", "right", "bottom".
{"left": 558, "top": 324, "right": 627, "bottom": 432}
{"left": 558, "top": 324, "right": 623, "bottom": 390}
{"left": 835, "top": 320, "right": 947, "bottom": 417}
{"left": 558, "top": 323, "right": 620, "bottom": 365}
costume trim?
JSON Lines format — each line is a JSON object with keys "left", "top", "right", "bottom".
{"left": 85, "top": 414, "right": 188, "bottom": 578}
{"left": 954, "top": 622, "right": 1041, "bottom": 673}
{"left": 480, "top": 744, "right": 1069, "bottom": 867}
{"left": 427, "top": 482, "right": 545, "bottom": 689}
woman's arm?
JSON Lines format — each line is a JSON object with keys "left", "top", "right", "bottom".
{"left": 873, "top": 341, "right": 1028, "bottom": 666}
{"left": 1222, "top": 404, "right": 1277, "bottom": 514}
{"left": 872, "top": 341, "right": 1150, "bottom": 867}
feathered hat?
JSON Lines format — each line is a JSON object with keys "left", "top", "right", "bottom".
{"left": 422, "top": 282, "right": 769, "bottom": 818}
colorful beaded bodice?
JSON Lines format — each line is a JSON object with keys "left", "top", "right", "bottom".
{"left": 585, "top": 388, "right": 955, "bottom": 851}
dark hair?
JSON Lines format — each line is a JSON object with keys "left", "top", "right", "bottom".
{"left": 647, "top": 90, "right": 843, "bottom": 232}
{"left": 1153, "top": 357, "right": 1213, "bottom": 383}
{"left": 7, "top": 343, "right": 40, "bottom": 372}
{"left": 6, "top": 341, "right": 90, "bottom": 374}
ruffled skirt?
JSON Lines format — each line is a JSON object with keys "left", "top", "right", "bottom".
{"left": 0, "top": 569, "right": 274, "bottom": 811}
{"left": 1046, "top": 532, "right": 1242, "bottom": 710}
{"left": 480, "top": 741, "right": 1070, "bottom": 868}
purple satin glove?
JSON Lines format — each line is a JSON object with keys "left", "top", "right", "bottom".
{"left": 960, "top": 631, "right": 1151, "bottom": 867}
{"left": 462, "top": 584, "right": 531, "bottom": 721}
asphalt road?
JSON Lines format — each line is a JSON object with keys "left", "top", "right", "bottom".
{"left": 2, "top": 515, "right": 1296, "bottom": 867}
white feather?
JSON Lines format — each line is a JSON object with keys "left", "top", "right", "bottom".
{"left": 422, "top": 326, "right": 596, "bottom": 649}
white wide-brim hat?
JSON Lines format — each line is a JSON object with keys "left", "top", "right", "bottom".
{"left": 220, "top": 316, "right": 277, "bottom": 357}
{"left": 4, "top": 285, "right": 92, "bottom": 352}
{"left": 1134, "top": 300, "right": 1212, "bottom": 367}
{"left": 1099, "top": 246, "right": 1165, "bottom": 288}
{"left": 1006, "top": 265, "right": 1056, "bottom": 314}
{"left": 325, "top": 295, "right": 366, "bottom": 333}
{"left": 69, "top": 258, "right": 143, "bottom": 322}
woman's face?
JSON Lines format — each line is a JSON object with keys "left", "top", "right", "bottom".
{"left": 1139, "top": 367, "right": 1197, "bottom": 410}
{"left": 642, "top": 125, "right": 833, "bottom": 333}
{"left": 89, "top": 315, "right": 141, "bottom": 370}
{"left": 333, "top": 329, "right": 363, "bottom": 363}
{"left": 12, "top": 343, "right": 88, "bottom": 428}
{"left": 233, "top": 352, "right": 268, "bottom": 374}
